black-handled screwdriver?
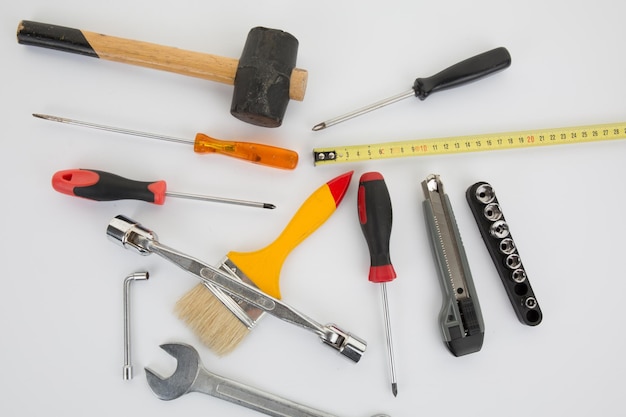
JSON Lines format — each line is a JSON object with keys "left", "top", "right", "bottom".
{"left": 313, "top": 47, "right": 511, "bottom": 131}
{"left": 357, "top": 172, "right": 398, "bottom": 396}
{"left": 52, "top": 169, "right": 275, "bottom": 209}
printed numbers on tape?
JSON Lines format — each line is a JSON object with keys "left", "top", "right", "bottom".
{"left": 313, "top": 122, "right": 626, "bottom": 165}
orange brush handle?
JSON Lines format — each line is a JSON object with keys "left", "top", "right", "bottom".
{"left": 193, "top": 133, "right": 298, "bottom": 169}
{"left": 226, "top": 171, "right": 353, "bottom": 299}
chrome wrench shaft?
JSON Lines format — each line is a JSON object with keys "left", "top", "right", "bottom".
{"left": 147, "top": 343, "right": 389, "bottom": 417}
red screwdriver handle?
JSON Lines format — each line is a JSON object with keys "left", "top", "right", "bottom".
{"left": 52, "top": 169, "right": 167, "bottom": 204}
{"left": 358, "top": 172, "right": 396, "bottom": 283}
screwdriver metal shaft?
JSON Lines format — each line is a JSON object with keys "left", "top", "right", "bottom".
{"left": 312, "top": 90, "right": 414, "bottom": 131}
{"left": 380, "top": 282, "right": 398, "bottom": 397}
{"left": 165, "top": 190, "right": 274, "bottom": 209}
{"left": 34, "top": 113, "right": 192, "bottom": 144}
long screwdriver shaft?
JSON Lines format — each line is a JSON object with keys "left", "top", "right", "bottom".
{"left": 380, "top": 283, "right": 398, "bottom": 396}
{"left": 312, "top": 90, "right": 414, "bottom": 131}
{"left": 165, "top": 190, "right": 275, "bottom": 209}
{"left": 33, "top": 113, "right": 191, "bottom": 144}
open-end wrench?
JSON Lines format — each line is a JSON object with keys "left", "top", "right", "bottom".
{"left": 146, "top": 343, "right": 390, "bottom": 417}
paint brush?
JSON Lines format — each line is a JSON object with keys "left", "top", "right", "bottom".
{"left": 175, "top": 171, "right": 353, "bottom": 354}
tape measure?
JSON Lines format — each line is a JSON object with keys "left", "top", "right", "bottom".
{"left": 313, "top": 122, "right": 626, "bottom": 166}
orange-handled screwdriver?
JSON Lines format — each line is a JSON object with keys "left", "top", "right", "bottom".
{"left": 33, "top": 114, "right": 299, "bottom": 170}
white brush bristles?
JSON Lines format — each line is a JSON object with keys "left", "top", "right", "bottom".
{"left": 175, "top": 283, "right": 250, "bottom": 356}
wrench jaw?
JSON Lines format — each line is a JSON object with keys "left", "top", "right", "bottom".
{"left": 107, "top": 215, "right": 156, "bottom": 255}
{"left": 321, "top": 324, "right": 367, "bottom": 363}
{"left": 145, "top": 344, "right": 201, "bottom": 401}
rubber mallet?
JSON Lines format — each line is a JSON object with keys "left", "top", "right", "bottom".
{"left": 17, "top": 20, "right": 307, "bottom": 128}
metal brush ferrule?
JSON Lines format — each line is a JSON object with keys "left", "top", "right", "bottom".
{"left": 320, "top": 324, "right": 367, "bottom": 363}
{"left": 107, "top": 215, "right": 156, "bottom": 255}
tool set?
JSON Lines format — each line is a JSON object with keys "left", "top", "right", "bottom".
{"left": 312, "top": 47, "right": 511, "bottom": 131}
{"left": 466, "top": 182, "right": 542, "bottom": 326}
{"left": 123, "top": 272, "right": 149, "bottom": 380}
{"left": 34, "top": 114, "right": 299, "bottom": 170}
{"left": 20, "top": 21, "right": 307, "bottom": 127}
{"left": 52, "top": 168, "right": 275, "bottom": 209}
{"left": 19, "top": 13, "right": 589, "bottom": 415}
{"left": 107, "top": 215, "right": 367, "bottom": 362}
{"left": 357, "top": 173, "right": 399, "bottom": 396}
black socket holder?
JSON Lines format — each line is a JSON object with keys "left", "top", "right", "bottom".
{"left": 466, "top": 182, "right": 542, "bottom": 326}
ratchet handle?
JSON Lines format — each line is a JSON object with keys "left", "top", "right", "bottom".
{"left": 358, "top": 172, "right": 396, "bottom": 284}
{"left": 413, "top": 47, "right": 511, "bottom": 100}
{"left": 52, "top": 169, "right": 166, "bottom": 204}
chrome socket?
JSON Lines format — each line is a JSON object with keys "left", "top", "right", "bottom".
{"left": 483, "top": 203, "right": 503, "bottom": 221}
{"left": 321, "top": 324, "right": 367, "bottom": 363}
{"left": 512, "top": 268, "right": 527, "bottom": 283}
{"left": 505, "top": 253, "right": 522, "bottom": 270}
{"left": 499, "top": 238, "right": 516, "bottom": 255}
{"left": 489, "top": 220, "right": 510, "bottom": 239}
{"left": 107, "top": 215, "right": 156, "bottom": 255}
{"left": 525, "top": 297, "right": 538, "bottom": 309}
{"left": 475, "top": 183, "right": 496, "bottom": 204}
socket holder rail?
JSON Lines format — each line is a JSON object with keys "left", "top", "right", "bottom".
{"left": 466, "top": 182, "right": 542, "bottom": 326}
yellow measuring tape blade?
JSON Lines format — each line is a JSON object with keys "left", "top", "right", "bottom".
{"left": 313, "top": 122, "right": 626, "bottom": 166}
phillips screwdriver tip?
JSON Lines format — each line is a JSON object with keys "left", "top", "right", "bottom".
{"left": 264, "top": 203, "right": 276, "bottom": 210}
{"left": 311, "top": 122, "right": 326, "bottom": 131}
{"left": 33, "top": 113, "right": 64, "bottom": 123}
{"left": 392, "top": 383, "right": 398, "bottom": 397}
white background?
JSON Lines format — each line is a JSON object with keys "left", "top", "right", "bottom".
{"left": 2, "top": 1, "right": 625, "bottom": 416}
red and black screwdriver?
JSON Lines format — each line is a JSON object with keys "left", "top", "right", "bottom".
{"left": 357, "top": 172, "right": 398, "bottom": 396}
{"left": 52, "top": 168, "right": 275, "bottom": 209}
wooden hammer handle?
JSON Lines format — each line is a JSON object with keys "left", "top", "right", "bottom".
{"left": 17, "top": 21, "right": 307, "bottom": 101}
